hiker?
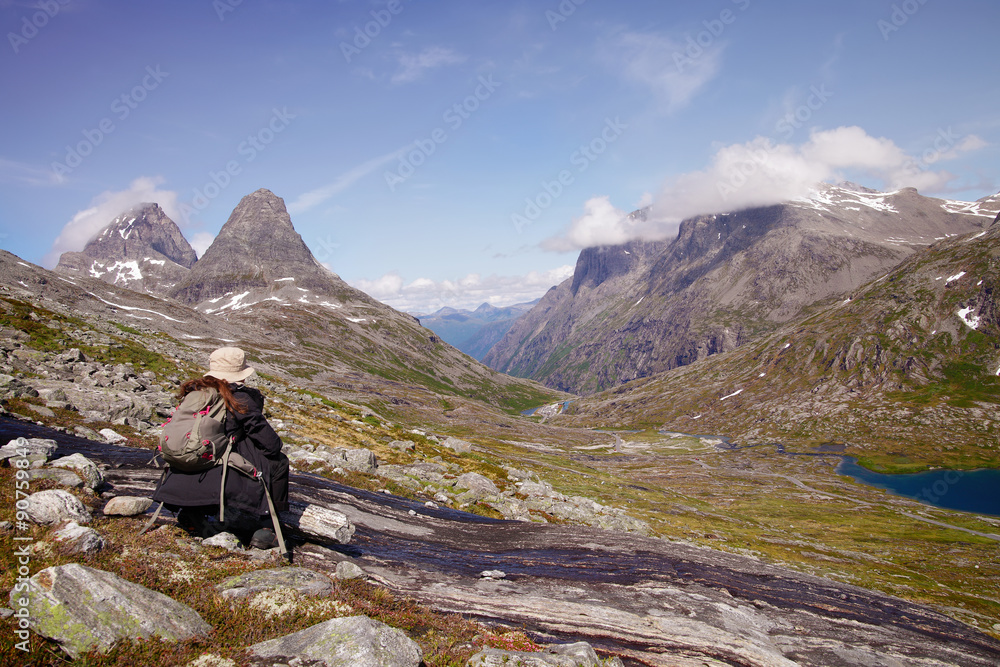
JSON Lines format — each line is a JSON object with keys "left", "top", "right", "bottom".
{"left": 151, "top": 347, "right": 289, "bottom": 550}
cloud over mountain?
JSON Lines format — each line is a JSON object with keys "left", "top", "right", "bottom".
{"left": 43, "top": 177, "right": 183, "bottom": 268}
{"left": 544, "top": 126, "right": 987, "bottom": 251}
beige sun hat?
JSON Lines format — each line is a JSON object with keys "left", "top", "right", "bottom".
{"left": 204, "top": 347, "right": 256, "bottom": 383}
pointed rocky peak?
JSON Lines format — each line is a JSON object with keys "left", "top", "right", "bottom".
{"left": 170, "top": 189, "right": 346, "bottom": 306}
{"left": 53, "top": 203, "right": 196, "bottom": 297}
{"left": 73, "top": 203, "right": 196, "bottom": 268}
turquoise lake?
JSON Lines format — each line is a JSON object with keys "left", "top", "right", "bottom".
{"left": 836, "top": 457, "right": 1000, "bottom": 517}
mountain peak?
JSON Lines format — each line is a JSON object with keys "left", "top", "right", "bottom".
{"left": 54, "top": 203, "right": 196, "bottom": 297}
{"left": 169, "top": 189, "right": 343, "bottom": 305}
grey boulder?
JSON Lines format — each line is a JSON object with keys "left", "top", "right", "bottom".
{"left": 0, "top": 436, "right": 58, "bottom": 466}
{"left": 11, "top": 563, "right": 210, "bottom": 658}
{"left": 440, "top": 436, "right": 472, "bottom": 453}
{"left": 23, "top": 489, "right": 91, "bottom": 525}
{"left": 52, "top": 521, "right": 105, "bottom": 554}
{"left": 50, "top": 453, "right": 104, "bottom": 490}
{"left": 102, "top": 496, "right": 153, "bottom": 516}
{"left": 248, "top": 615, "right": 421, "bottom": 667}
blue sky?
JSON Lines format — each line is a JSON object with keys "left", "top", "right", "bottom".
{"left": 1, "top": 0, "right": 998, "bottom": 312}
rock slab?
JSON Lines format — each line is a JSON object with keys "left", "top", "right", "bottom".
{"left": 218, "top": 566, "right": 333, "bottom": 600}
{"left": 11, "top": 563, "right": 211, "bottom": 658}
{"left": 248, "top": 615, "right": 421, "bottom": 667}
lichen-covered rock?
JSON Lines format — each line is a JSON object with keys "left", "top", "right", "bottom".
{"left": 248, "top": 615, "right": 421, "bottom": 667}
{"left": 102, "top": 496, "right": 153, "bottom": 516}
{"left": 52, "top": 521, "right": 105, "bottom": 554}
{"left": 50, "top": 453, "right": 104, "bottom": 490}
{"left": 23, "top": 489, "right": 91, "bottom": 525}
{"left": 218, "top": 567, "right": 332, "bottom": 600}
{"left": 26, "top": 468, "right": 84, "bottom": 488}
{"left": 279, "top": 502, "right": 354, "bottom": 544}
{"left": 11, "top": 563, "right": 210, "bottom": 658}
{"left": 202, "top": 532, "right": 243, "bottom": 551}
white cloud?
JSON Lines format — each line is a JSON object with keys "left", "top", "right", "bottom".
{"left": 543, "top": 126, "right": 989, "bottom": 251}
{"left": 390, "top": 47, "right": 466, "bottom": 85}
{"left": 288, "top": 147, "right": 408, "bottom": 214}
{"left": 189, "top": 232, "right": 216, "bottom": 258}
{"left": 350, "top": 265, "right": 574, "bottom": 313}
{"left": 605, "top": 29, "right": 723, "bottom": 112}
{"left": 541, "top": 197, "right": 629, "bottom": 252}
{"left": 42, "top": 177, "right": 182, "bottom": 268}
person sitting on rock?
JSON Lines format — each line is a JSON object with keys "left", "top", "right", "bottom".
{"left": 152, "top": 347, "right": 289, "bottom": 549}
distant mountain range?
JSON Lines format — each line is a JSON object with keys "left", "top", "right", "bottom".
{"left": 485, "top": 184, "right": 1000, "bottom": 395}
{"left": 414, "top": 301, "right": 538, "bottom": 361}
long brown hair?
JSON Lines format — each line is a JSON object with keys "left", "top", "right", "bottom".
{"left": 177, "top": 375, "right": 248, "bottom": 414}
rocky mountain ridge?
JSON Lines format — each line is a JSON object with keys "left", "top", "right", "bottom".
{"left": 54, "top": 203, "right": 197, "bottom": 298}
{"left": 41, "top": 191, "right": 560, "bottom": 417}
{"left": 557, "top": 205, "right": 1000, "bottom": 470}
{"left": 485, "top": 184, "right": 1000, "bottom": 394}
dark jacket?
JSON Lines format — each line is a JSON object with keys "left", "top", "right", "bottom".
{"left": 152, "top": 384, "right": 289, "bottom": 516}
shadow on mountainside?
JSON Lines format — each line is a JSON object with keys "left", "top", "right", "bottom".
{"left": 3, "top": 416, "right": 1000, "bottom": 667}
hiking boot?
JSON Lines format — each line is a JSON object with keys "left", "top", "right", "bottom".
{"left": 250, "top": 527, "right": 278, "bottom": 550}
{"left": 176, "top": 509, "right": 221, "bottom": 539}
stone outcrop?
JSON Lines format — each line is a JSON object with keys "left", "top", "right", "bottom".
{"left": 247, "top": 615, "right": 422, "bottom": 667}
{"left": 12, "top": 563, "right": 211, "bottom": 658}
